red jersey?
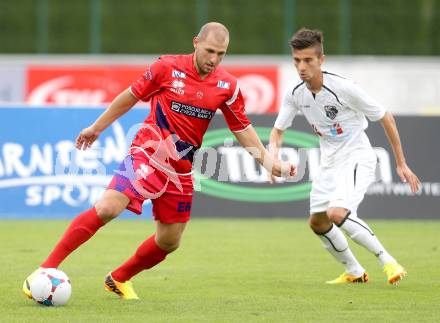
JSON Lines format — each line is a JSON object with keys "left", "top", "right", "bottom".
{"left": 130, "top": 54, "right": 251, "bottom": 174}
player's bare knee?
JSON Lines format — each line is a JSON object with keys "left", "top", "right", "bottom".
{"left": 326, "top": 208, "right": 346, "bottom": 225}
{"left": 95, "top": 201, "right": 120, "bottom": 222}
{"left": 309, "top": 214, "right": 332, "bottom": 233}
{"left": 308, "top": 216, "right": 318, "bottom": 230}
{"left": 156, "top": 236, "right": 180, "bottom": 253}
{"left": 155, "top": 222, "right": 186, "bottom": 252}
{"left": 308, "top": 216, "right": 322, "bottom": 232}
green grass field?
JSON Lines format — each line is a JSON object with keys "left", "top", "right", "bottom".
{"left": 1, "top": 219, "right": 439, "bottom": 323}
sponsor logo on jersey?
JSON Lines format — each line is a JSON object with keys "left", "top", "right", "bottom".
{"left": 172, "top": 70, "right": 186, "bottom": 79}
{"left": 324, "top": 105, "right": 338, "bottom": 120}
{"left": 170, "top": 80, "right": 185, "bottom": 95}
{"left": 171, "top": 101, "right": 214, "bottom": 120}
{"left": 217, "top": 80, "right": 230, "bottom": 89}
{"left": 170, "top": 88, "right": 184, "bottom": 95}
{"left": 143, "top": 69, "right": 153, "bottom": 81}
{"left": 330, "top": 123, "right": 344, "bottom": 136}
{"left": 172, "top": 80, "right": 185, "bottom": 88}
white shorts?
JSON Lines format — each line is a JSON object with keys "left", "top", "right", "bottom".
{"left": 309, "top": 150, "right": 377, "bottom": 214}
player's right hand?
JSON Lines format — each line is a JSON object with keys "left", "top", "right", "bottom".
{"left": 270, "top": 160, "right": 296, "bottom": 182}
{"left": 75, "top": 126, "right": 101, "bottom": 150}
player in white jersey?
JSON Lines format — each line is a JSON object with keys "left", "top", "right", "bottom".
{"left": 270, "top": 28, "right": 420, "bottom": 284}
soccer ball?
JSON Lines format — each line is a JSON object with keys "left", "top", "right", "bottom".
{"left": 30, "top": 268, "right": 72, "bottom": 306}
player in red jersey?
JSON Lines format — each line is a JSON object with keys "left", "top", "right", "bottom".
{"left": 23, "top": 22, "right": 296, "bottom": 300}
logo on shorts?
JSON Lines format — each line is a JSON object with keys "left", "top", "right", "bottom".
{"left": 177, "top": 201, "right": 191, "bottom": 212}
{"left": 324, "top": 105, "right": 338, "bottom": 120}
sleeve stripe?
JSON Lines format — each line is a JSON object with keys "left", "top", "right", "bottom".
{"left": 232, "top": 124, "right": 252, "bottom": 133}
{"left": 130, "top": 84, "right": 160, "bottom": 101}
{"left": 223, "top": 103, "right": 248, "bottom": 130}
{"left": 129, "top": 86, "right": 141, "bottom": 100}
{"left": 225, "top": 81, "right": 240, "bottom": 106}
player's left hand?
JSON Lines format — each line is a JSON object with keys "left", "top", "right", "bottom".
{"left": 396, "top": 163, "right": 420, "bottom": 193}
{"left": 75, "top": 125, "right": 101, "bottom": 150}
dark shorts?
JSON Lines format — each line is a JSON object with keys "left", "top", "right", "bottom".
{"left": 107, "top": 152, "right": 193, "bottom": 223}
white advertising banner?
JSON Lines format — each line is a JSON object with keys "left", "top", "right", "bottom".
{"left": 279, "top": 57, "right": 440, "bottom": 115}
{"left": 0, "top": 66, "right": 26, "bottom": 103}
{"left": 0, "top": 55, "right": 439, "bottom": 115}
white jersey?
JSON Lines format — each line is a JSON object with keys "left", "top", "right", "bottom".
{"left": 274, "top": 72, "right": 386, "bottom": 166}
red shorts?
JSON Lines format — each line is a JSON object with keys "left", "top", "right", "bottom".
{"left": 107, "top": 152, "right": 194, "bottom": 223}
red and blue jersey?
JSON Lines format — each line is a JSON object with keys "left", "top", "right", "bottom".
{"left": 130, "top": 54, "right": 251, "bottom": 174}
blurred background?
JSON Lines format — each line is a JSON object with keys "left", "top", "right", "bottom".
{"left": 1, "top": 0, "right": 440, "bottom": 55}
{"left": 0, "top": 0, "right": 439, "bottom": 219}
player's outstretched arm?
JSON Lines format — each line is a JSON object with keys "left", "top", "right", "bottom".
{"left": 267, "top": 127, "right": 285, "bottom": 183}
{"left": 233, "top": 126, "right": 296, "bottom": 178}
{"left": 380, "top": 111, "right": 420, "bottom": 193}
{"left": 76, "top": 88, "right": 139, "bottom": 150}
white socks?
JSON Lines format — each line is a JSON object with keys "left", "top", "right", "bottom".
{"left": 317, "top": 224, "right": 365, "bottom": 276}
{"left": 339, "top": 213, "right": 396, "bottom": 267}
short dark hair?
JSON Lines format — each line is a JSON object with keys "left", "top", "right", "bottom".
{"left": 289, "top": 28, "right": 324, "bottom": 55}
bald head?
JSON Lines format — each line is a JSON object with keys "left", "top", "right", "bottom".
{"left": 197, "top": 22, "right": 229, "bottom": 43}
{"left": 193, "top": 22, "right": 229, "bottom": 78}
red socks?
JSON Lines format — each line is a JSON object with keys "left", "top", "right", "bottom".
{"left": 111, "top": 234, "right": 169, "bottom": 282}
{"left": 41, "top": 209, "right": 168, "bottom": 282}
{"left": 41, "top": 207, "right": 104, "bottom": 268}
